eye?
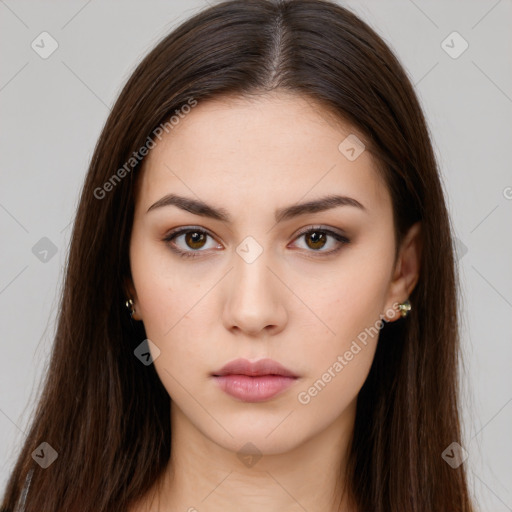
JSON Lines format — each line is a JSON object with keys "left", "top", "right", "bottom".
{"left": 290, "top": 226, "right": 350, "bottom": 256}
{"left": 163, "top": 227, "right": 221, "bottom": 259}
{"left": 163, "top": 225, "right": 350, "bottom": 260}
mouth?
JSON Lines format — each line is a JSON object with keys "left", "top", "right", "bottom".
{"left": 211, "top": 358, "right": 299, "bottom": 402}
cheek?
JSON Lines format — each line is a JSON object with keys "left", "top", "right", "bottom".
{"left": 293, "top": 248, "right": 393, "bottom": 404}
{"left": 133, "top": 273, "right": 211, "bottom": 373}
{"left": 292, "top": 283, "right": 385, "bottom": 424}
{"left": 293, "top": 343, "right": 376, "bottom": 437}
{"left": 303, "top": 251, "right": 392, "bottom": 348}
{"left": 130, "top": 230, "right": 189, "bottom": 333}
{"left": 135, "top": 284, "right": 216, "bottom": 404}
{"left": 129, "top": 238, "right": 217, "bottom": 391}
{"left": 297, "top": 294, "right": 381, "bottom": 409}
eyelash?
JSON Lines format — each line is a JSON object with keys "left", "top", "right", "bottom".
{"left": 162, "top": 226, "right": 350, "bottom": 260}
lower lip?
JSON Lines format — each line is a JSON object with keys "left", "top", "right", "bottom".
{"left": 213, "top": 374, "right": 297, "bottom": 402}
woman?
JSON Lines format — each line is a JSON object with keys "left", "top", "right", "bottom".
{"left": 1, "top": 0, "right": 475, "bottom": 510}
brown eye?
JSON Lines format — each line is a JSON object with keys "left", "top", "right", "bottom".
{"left": 184, "top": 231, "right": 207, "bottom": 250}
{"left": 164, "top": 226, "right": 350, "bottom": 260}
{"left": 292, "top": 227, "right": 350, "bottom": 256}
{"left": 163, "top": 227, "right": 220, "bottom": 259}
{"left": 304, "top": 231, "right": 327, "bottom": 250}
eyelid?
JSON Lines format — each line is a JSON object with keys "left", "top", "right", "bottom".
{"left": 163, "top": 225, "right": 218, "bottom": 243}
{"left": 162, "top": 225, "right": 221, "bottom": 259}
{"left": 288, "top": 225, "right": 350, "bottom": 256}
{"left": 162, "top": 224, "right": 350, "bottom": 259}
{"left": 291, "top": 224, "right": 348, "bottom": 241}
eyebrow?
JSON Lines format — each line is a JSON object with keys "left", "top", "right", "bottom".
{"left": 146, "top": 193, "right": 366, "bottom": 223}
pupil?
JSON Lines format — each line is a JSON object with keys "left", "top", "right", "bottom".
{"left": 187, "top": 232, "right": 205, "bottom": 248}
{"left": 308, "top": 231, "right": 325, "bottom": 249}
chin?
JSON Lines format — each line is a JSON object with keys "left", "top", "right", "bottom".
{"left": 202, "top": 416, "right": 310, "bottom": 457}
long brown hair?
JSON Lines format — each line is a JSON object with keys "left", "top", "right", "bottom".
{"left": 1, "top": 1, "right": 475, "bottom": 510}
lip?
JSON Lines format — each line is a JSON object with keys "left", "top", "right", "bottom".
{"left": 212, "top": 358, "right": 298, "bottom": 378}
{"left": 211, "top": 358, "right": 299, "bottom": 402}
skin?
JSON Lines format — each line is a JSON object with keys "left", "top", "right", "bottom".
{"left": 125, "top": 91, "right": 422, "bottom": 512}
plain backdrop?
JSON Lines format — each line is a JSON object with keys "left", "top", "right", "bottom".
{"left": 1, "top": 0, "right": 511, "bottom": 509}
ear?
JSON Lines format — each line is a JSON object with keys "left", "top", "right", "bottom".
{"left": 123, "top": 275, "right": 142, "bottom": 321}
{"left": 383, "top": 221, "right": 422, "bottom": 322}
{"left": 123, "top": 275, "right": 136, "bottom": 299}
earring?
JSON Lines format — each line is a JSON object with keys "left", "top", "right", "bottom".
{"left": 397, "top": 299, "right": 412, "bottom": 318}
{"left": 125, "top": 298, "right": 136, "bottom": 318}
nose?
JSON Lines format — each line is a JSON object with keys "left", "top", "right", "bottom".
{"left": 221, "top": 247, "right": 288, "bottom": 337}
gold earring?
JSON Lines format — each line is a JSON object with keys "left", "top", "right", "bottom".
{"left": 397, "top": 299, "right": 412, "bottom": 318}
{"left": 125, "top": 298, "right": 136, "bottom": 318}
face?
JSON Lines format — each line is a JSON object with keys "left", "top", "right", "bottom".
{"left": 127, "top": 91, "right": 418, "bottom": 455}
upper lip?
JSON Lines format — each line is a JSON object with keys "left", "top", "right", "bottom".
{"left": 212, "top": 358, "right": 298, "bottom": 378}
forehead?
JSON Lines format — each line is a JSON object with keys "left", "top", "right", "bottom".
{"left": 135, "top": 91, "right": 391, "bottom": 219}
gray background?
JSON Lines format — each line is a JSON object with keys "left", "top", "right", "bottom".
{"left": 1, "top": 0, "right": 511, "bottom": 509}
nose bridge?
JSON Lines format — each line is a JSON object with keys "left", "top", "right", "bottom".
{"left": 232, "top": 235, "right": 275, "bottom": 300}
{"left": 223, "top": 234, "right": 287, "bottom": 334}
